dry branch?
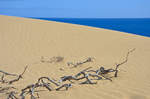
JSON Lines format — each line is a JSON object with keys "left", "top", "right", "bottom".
{"left": 67, "top": 57, "right": 93, "bottom": 68}
{"left": 75, "top": 71, "right": 97, "bottom": 84}
{"left": 0, "top": 70, "right": 18, "bottom": 77}
{"left": 0, "top": 87, "right": 16, "bottom": 93}
{"left": 41, "top": 56, "right": 64, "bottom": 63}
{"left": 56, "top": 84, "right": 72, "bottom": 91}
{"left": 59, "top": 76, "right": 77, "bottom": 83}
{"left": 0, "top": 66, "right": 28, "bottom": 85}
{"left": 0, "top": 49, "right": 135, "bottom": 99}
{"left": 6, "top": 91, "right": 18, "bottom": 99}
{"left": 37, "top": 77, "right": 59, "bottom": 86}
{"left": 8, "top": 66, "right": 28, "bottom": 84}
{"left": 21, "top": 83, "right": 50, "bottom": 99}
{"left": 114, "top": 48, "right": 135, "bottom": 77}
{"left": 88, "top": 74, "right": 102, "bottom": 80}
{"left": 80, "top": 75, "right": 97, "bottom": 84}
{"left": 75, "top": 67, "right": 92, "bottom": 78}
{"left": 20, "top": 77, "right": 55, "bottom": 99}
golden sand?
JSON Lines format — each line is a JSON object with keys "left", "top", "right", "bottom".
{"left": 0, "top": 15, "right": 150, "bottom": 99}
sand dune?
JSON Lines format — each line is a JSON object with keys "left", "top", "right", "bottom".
{"left": 0, "top": 15, "right": 150, "bottom": 99}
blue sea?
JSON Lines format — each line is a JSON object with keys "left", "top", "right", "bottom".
{"left": 33, "top": 18, "right": 150, "bottom": 37}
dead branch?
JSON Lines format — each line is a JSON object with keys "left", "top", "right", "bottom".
{"left": 86, "top": 67, "right": 113, "bottom": 81}
{"left": 56, "top": 84, "right": 72, "bottom": 91}
{"left": 0, "top": 49, "right": 135, "bottom": 99}
{"left": 80, "top": 76, "right": 97, "bottom": 84}
{"left": 88, "top": 74, "right": 102, "bottom": 80}
{"left": 6, "top": 91, "right": 18, "bottom": 99}
{"left": 67, "top": 57, "right": 93, "bottom": 68}
{"left": 75, "top": 71, "right": 97, "bottom": 84}
{"left": 80, "top": 80, "right": 97, "bottom": 84}
{"left": 0, "top": 70, "right": 18, "bottom": 83}
{"left": 8, "top": 66, "right": 28, "bottom": 84}
{"left": 75, "top": 67, "right": 92, "bottom": 78}
{"left": 41, "top": 56, "right": 64, "bottom": 63}
{"left": 21, "top": 83, "right": 42, "bottom": 99}
{"left": 59, "top": 76, "right": 77, "bottom": 84}
{"left": 0, "top": 66, "right": 28, "bottom": 84}
{"left": 0, "top": 70, "right": 18, "bottom": 77}
{"left": 99, "top": 74, "right": 112, "bottom": 81}
{"left": 114, "top": 48, "right": 135, "bottom": 77}
{"left": 21, "top": 83, "right": 40, "bottom": 92}
{"left": 20, "top": 80, "right": 53, "bottom": 99}
{"left": 41, "top": 83, "right": 52, "bottom": 91}
{"left": 58, "top": 67, "right": 94, "bottom": 84}
{"left": 0, "top": 86, "right": 16, "bottom": 93}
{"left": 87, "top": 67, "right": 115, "bottom": 75}
{"left": 37, "top": 77, "right": 59, "bottom": 86}
{"left": 0, "top": 74, "right": 6, "bottom": 83}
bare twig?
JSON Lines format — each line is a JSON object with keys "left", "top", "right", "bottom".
{"left": 21, "top": 83, "right": 43, "bottom": 99}
{"left": 6, "top": 91, "right": 18, "bottom": 99}
{"left": 59, "top": 76, "right": 77, "bottom": 84}
{"left": 75, "top": 71, "right": 97, "bottom": 84}
{"left": 88, "top": 74, "right": 102, "bottom": 80}
{"left": 56, "top": 84, "right": 72, "bottom": 91}
{"left": 0, "top": 70, "right": 18, "bottom": 77}
{"left": 0, "top": 86, "right": 16, "bottom": 93}
{"left": 67, "top": 57, "right": 93, "bottom": 68}
{"left": 80, "top": 77, "right": 97, "bottom": 84}
{"left": 0, "top": 74, "right": 6, "bottom": 83}
{"left": 8, "top": 66, "right": 28, "bottom": 84}
{"left": 99, "top": 74, "right": 112, "bottom": 81}
{"left": 114, "top": 48, "right": 135, "bottom": 77}
{"left": 37, "top": 77, "right": 59, "bottom": 86}
{"left": 75, "top": 67, "right": 92, "bottom": 78}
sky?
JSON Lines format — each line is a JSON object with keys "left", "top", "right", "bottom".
{"left": 0, "top": 0, "right": 150, "bottom": 18}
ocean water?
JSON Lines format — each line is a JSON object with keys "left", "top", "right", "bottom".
{"left": 34, "top": 18, "right": 150, "bottom": 37}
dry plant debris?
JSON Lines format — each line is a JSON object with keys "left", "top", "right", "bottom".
{"left": 67, "top": 57, "right": 93, "bottom": 68}
{"left": 0, "top": 66, "right": 28, "bottom": 85}
{"left": 40, "top": 56, "right": 64, "bottom": 63}
{"left": 0, "top": 49, "right": 135, "bottom": 99}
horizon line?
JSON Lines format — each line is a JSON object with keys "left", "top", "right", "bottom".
{"left": 30, "top": 17, "right": 150, "bottom": 19}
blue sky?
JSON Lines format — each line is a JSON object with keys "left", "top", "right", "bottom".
{"left": 0, "top": 0, "right": 150, "bottom": 18}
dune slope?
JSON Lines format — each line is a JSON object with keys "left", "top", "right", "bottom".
{"left": 0, "top": 15, "right": 150, "bottom": 99}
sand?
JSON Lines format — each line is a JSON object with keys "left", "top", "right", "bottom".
{"left": 0, "top": 15, "right": 150, "bottom": 99}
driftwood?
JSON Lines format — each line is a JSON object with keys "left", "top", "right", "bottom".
{"left": 37, "top": 77, "right": 59, "bottom": 86}
{"left": 87, "top": 67, "right": 115, "bottom": 74}
{"left": 88, "top": 74, "right": 102, "bottom": 80}
{"left": 0, "top": 70, "right": 18, "bottom": 83}
{"left": 86, "top": 48, "right": 135, "bottom": 78}
{"left": 59, "top": 76, "right": 77, "bottom": 83}
{"left": 0, "top": 66, "right": 28, "bottom": 84}
{"left": 0, "top": 70, "right": 18, "bottom": 77}
{"left": 56, "top": 84, "right": 72, "bottom": 91}
{"left": 67, "top": 57, "right": 93, "bottom": 68}
{"left": 0, "top": 49, "right": 135, "bottom": 99}
{"left": 80, "top": 75, "right": 97, "bottom": 85}
{"left": 20, "top": 82, "right": 52, "bottom": 99}
{"left": 9, "top": 66, "right": 28, "bottom": 84}
{"left": 75, "top": 67, "right": 92, "bottom": 78}
{"left": 20, "top": 76, "right": 61, "bottom": 99}
{"left": 0, "top": 87, "right": 16, "bottom": 93}
{"left": 75, "top": 70, "right": 97, "bottom": 84}
{"left": 6, "top": 91, "right": 18, "bottom": 99}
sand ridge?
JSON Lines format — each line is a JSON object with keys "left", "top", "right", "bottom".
{"left": 0, "top": 15, "right": 150, "bottom": 99}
